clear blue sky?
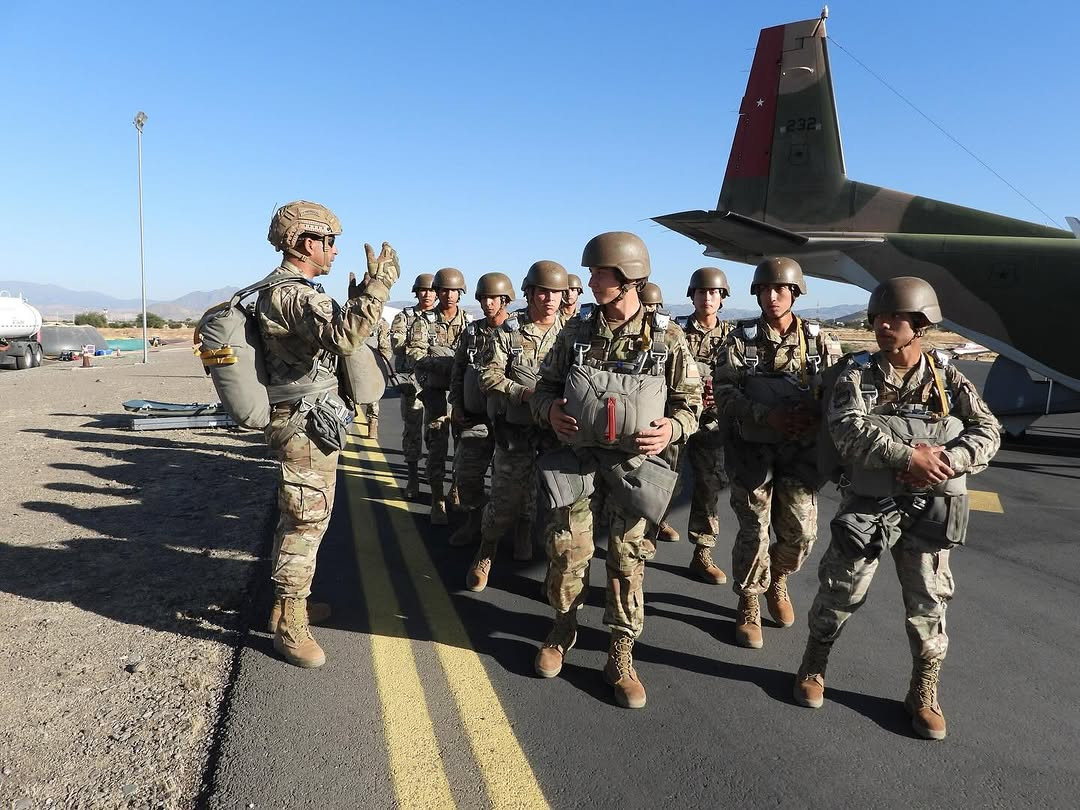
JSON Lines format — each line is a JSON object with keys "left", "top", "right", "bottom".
{"left": 3, "top": 1, "right": 1077, "bottom": 309}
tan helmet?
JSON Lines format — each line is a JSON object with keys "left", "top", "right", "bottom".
{"left": 475, "top": 272, "right": 515, "bottom": 301}
{"left": 867, "top": 276, "right": 942, "bottom": 325}
{"left": 581, "top": 231, "right": 650, "bottom": 281}
{"left": 412, "top": 273, "right": 435, "bottom": 292}
{"left": 686, "top": 267, "right": 730, "bottom": 298}
{"left": 640, "top": 282, "right": 664, "bottom": 306}
{"left": 433, "top": 267, "right": 466, "bottom": 293}
{"left": 267, "top": 200, "right": 342, "bottom": 252}
{"left": 522, "top": 260, "right": 569, "bottom": 292}
{"left": 750, "top": 257, "right": 807, "bottom": 296}
{"left": 566, "top": 273, "right": 584, "bottom": 292}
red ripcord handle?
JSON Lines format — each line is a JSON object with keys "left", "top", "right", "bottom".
{"left": 606, "top": 397, "right": 617, "bottom": 442}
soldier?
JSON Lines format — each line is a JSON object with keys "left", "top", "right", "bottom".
{"left": 531, "top": 232, "right": 702, "bottom": 709}
{"left": 406, "top": 268, "right": 471, "bottom": 524}
{"left": 640, "top": 282, "right": 664, "bottom": 312}
{"left": 561, "top": 274, "right": 584, "bottom": 320}
{"left": 259, "top": 201, "right": 398, "bottom": 668}
{"left": 446, "top": 273, "right": 514, "bottom": 546}
{"left": 467, "top": 261, "right": 568, "bottom": 590}
{"left": 714, "top": 257, "right": 840, "bottom": 649}
{"left": 793, "top": 277, "right": 1000, "bottom": 741}
{"left": 680, "top": 268, "right": 733, "bottom": 581}
{"left": 389, "top": 274, "right": 437, "bottom": 497}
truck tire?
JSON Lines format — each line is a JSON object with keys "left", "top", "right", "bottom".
{"left": 15, "top": 348, "right": 31, "bottom": 370}
{"left": 31, "top": 346, "right": 43, "bottom": 367}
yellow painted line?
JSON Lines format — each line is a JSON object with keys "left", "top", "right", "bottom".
{"left": 352, "top": 439, "right": 550, "bottom": 810}
{"left": 969, "top": 490, "right": 1004, "bottom": 513}
{"left": 341, "top": 448, "right": 456, "bottom": 809}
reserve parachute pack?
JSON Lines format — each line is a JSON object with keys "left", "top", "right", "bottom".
{"left": 414, "top": 309, "right": 468, "bottom": 390}
{"left": 195, "top": 272, "right": 386, "bottom": 432}
{"left": 462, "top": 316, "right": 513, "bottom": 417}
{"left": 488, "top": 316, "right": 539, "bottom": 427}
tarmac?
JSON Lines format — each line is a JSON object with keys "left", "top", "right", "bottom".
{"left": 202, "top": 362, "right": 1080, "bottom": 808}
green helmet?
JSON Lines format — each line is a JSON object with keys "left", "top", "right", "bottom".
{"left": 640, "top": 282, "right": 664, "bottom": 306}
{"left": 686, "top": 267, "right": 730, "bottom": 298}
{"left": 581, "top": 231, "right": 650, "bottom": 281}
{"left": 750, "top": 257, "right": 807, "bottom": 296}
{"left": 566, "top": 274, "right": 584, "bottom": 292}
{"left": 267, "top": 200, "right": 342, "bottom": 252}
{"left": 867, "top": 276, "right": 942, "bottom": 325}
{"left": 412, "top": 273, "right": 435, "bottom": 293}
{"left": 522, "top": 260, "right": 569, "bottom": 292}
{"left": 433, "top": 267, "right": 466, "bottom": 293}
{"left": 475, "top": 272, "right": 515, "bottom": 301}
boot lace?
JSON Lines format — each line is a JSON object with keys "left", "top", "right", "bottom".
{"left": 543, "top": 616, "right": 576, "bottom": 651}
{"left": 914, "top": 659, "right": 942, "bottom": 708}
{"left": 285, "top": 598, "right": 312, "bottom": 642}
{"left": 740, "top": 594, "right": 760, "bottom": 625}
{"left": 697, "top": 547, "right": 717, "bottom": 569}
{"left": 770, "top": 573, "right": 789, "bottom": 603}
{"left": 611, "top": 634, "right": 634, "bottom": 679}
{"left": 472, "top": 556, "right": 492, "bottom": 577}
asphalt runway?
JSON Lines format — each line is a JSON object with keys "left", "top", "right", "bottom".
{"left": 205, "top": 368, "right": 1080, "bottom": 808}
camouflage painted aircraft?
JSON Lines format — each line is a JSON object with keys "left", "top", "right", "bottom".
{"left": 654, "top": 12, "right": 1080, "bottom": 434}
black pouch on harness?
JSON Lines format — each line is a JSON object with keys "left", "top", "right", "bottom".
{"left": 901, "top": 493, "right": 970, "bottom": 549}
{"left": 306, "top": 391, "right": 353, "bottom": 454}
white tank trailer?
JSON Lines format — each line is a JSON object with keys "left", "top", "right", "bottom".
{"left": 0, "top": 291, "right": 44, "bottom": 370}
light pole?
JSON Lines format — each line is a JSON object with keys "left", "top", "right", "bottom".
{"left": 134, "top": 110, "right": 148, "bottom": 363}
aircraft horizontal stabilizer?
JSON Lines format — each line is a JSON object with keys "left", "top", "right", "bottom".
{"left": 652, "top": 210, "right": 807, "bottom": 262}
{"left": 983, "top": 355, "right": 1080, "bottom": 435}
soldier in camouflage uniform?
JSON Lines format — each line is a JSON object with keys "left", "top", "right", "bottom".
{"left": 406, "top": 268, "right": 471, "bottom": 524}
{"left": 679, "top": 268, "right": 733, "bottom": 581}
{"left": 714, "top": 257, "right": 841, "bottom": 649}
{"left": 446, "top": 273, "right": 514, "bottom": 546}
{"left": 794, "top": 277, "right": 1000, "bottom": 741}
{"left": 531, "top": 232, "right": 702, "bottom": 709}
{"left": 467, "top": 261, "right": 568, "bottom": 591}
{"left": 390, "top": 274, "right": 437, "bottom": 497}
{"left": 561, "top": 274, "right": 584, "bottom": 320}
{"left": 259, "top": 201, "right": 399, "bottom": 668}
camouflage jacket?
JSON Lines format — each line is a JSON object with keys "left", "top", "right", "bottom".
{"left": 714, "top": 315, "right": 841, "bottom": 428}
{"left": 532, "top": 305, "right": 703, "bottom": 444}
{"left": 827, "top": 350, "right": 1001, "bottom": 474}
{"left": 389, "top": 305, "right": 432, "bottom": 365}
{"left": 256, "top": 262, "right": 385, "bottom": 387}
{"left": 449, "top": 316, "right": 502, "bottom": 411}
{"left": 404, "top": 306, "right": 471, "bottom": 365}
{"left": 480, "top": 309, "right": 563, "bottom": 404}
{"left": 682, "top": 315, "right": 731, "bottom": 427}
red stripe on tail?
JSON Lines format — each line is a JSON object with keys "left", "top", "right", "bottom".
{"left": 723, "top": 24, "right": 785, "bottom": 181}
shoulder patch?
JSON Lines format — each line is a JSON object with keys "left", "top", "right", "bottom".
{"left": 674, "top": 314, "right": 690, "bottom": 330}
{"left": 805, "top": 321, "right": 821, "bottom": 337}
{"left": 651, "top": 310, "right": 671, "bottom": 331}
{"left": 930, "top": 348, "right": 951, "bottom": 368}
{"left": 576, "top": 302, "right": 595, "bottom": 322}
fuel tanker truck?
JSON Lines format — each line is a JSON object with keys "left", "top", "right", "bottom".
{"left": 0, "top": 291, "right": 44, "bottom": 370}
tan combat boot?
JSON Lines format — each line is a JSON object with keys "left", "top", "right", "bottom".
{"left": 368, "top": 415, "right": 379, "bottom": 442}
{"left": 534, "top": 612, "right": 577, "bottom": 678}
{"left": 657, "top": 522, "right": 680, "bottom": 542}
{"left": 273, "top": 596, "right": 326, "bottom": 669}
{"left": 466, "top": 535, "right": 499, "bottom": 592}
{"left": 765, "top": 571, "right": 795, "bottom": 627}
{"left": 267, "top": 597, "right": 332, "bottom": 634}
{"left": 447, "top": 481, "right": 461, "bottom": 512}
{"left": 905, "top": 658, "right": 947, "bottom": 740}
{"left": 404, "top": 461, "right": 421, "bottom": 500}
{"left": 735, "top": 594, "right": 763, "bottom": 649}
{"left": 512, "top": 518, "right": 534, "bottom": 561}
{"left": 793, "top": 637, "right": 832, "bottom": 708}
{"left": 430, "top": 482, "right": 448, "bottom": 525}
{"left": 603, "top": 632, "right": 647, "bottom": 709}
{"left": 449, "top": 508, "right": 482, "bottom": 547}
{"left": 689, "top": 545, "right": 727, "bottom": 584}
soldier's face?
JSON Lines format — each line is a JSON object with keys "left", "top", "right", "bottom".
{"left": 415, "top": 289, "right": 436, "bottom": 309}
{"left": 588, "top": 267, "right": 622, "bottom": 305}
{"left": 302, "top": 235, "right": 338, "bottom": 274}
{"left": 873, "top": 312, "right": 917, "bottom": 351}
{"left": 564, "top": 287, "right": 580, "bottom": 308}
{"left": 757, "top": 284, "right": 793, "bottom": 318}
{"left": 693, "top": 288, "right": 725, "bottom": 316}
{"left": 529, "top": 287, "right": 562, "bottom": 319}
{"left": 438, "top": 288, "right": 460, "bottom": 308}
{"left": 478, "top": 295, "right": 503, "bottom": 318}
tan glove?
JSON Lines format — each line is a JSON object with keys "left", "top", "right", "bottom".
{"left": 361, "top": 241, "right": 400, "bottom": 301}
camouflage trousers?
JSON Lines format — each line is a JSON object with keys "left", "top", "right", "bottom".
{"left": 452, "top": 423, "right": 494, "bottom": 510}
{"left": 421, "top": 388, "right": 452, "bottom": 486}
{"left": 807, "top": 499, "right": 955, "bottom": 661}
{"left": 399, "top": 390, "right": 424, "bottom": 464}
{"left": 481, "top": 442, "right": 538, "bottom": 544}
{"left": 267, "top": 412, "right": 339, "bottom": 599}
{"left": 685, "top": 431, "right": 728, "bottom": 547}
{"left": 544, "top": 481, "right": 654, "bottom": 639}
{"left": 729, "top": 474, "right": 817, "bottom": 596}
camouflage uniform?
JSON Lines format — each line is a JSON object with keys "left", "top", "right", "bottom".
{"left": 258, "top": 261, "right": 384, "bottom": 598}
{"left": 532, "top": 307, "right": 702, "bottom": 638}
{"left": 714, "top": 317, "right": 841, "bottom": 595}
{"left": 807, "top": 352, "right": 1001, "bottom": 660}
{"left": 361, "top": 317, "right": 393, "bottom": 429}
{"left": 448, "top": 319, "right": 499, "bottom": 510}
{"left": 390, "top": 305, "right": 430, "bottom": 463}
{"left": 405, "top": 307, "right": 471, "bottom": 488}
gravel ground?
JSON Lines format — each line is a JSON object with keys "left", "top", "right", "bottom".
{"left": 0, "top": 344, "right": 276, "bottom": 809}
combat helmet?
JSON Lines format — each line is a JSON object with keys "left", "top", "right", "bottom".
{"left": 640, "top": 282, "right": 664, "bottom": 306}
{"left": 522, "top": 260, "right": 569, "bottom": 292}
{"left": 412, "top": 273, "right": 435, "bottom": 293}
{"left": 867, "top": 276, "right": 942, "bottom": 326}
{"left": 750, "top": 257, "right": 807, "bottom": 296}
{"left": 566, "top": 274, "right": 584, "bottom": 293}
{"left": 475, "top": 272, "right": 515, "bottom": 301}
{"left": 581, "top": 232, "right": 650, "bottom": 281}
{"left": 433, "top": 267, "right": 467, "bottom": 293}
{"left": 267, "top": 200, "right": 342, "bottom": 272}
{"left": 686, "top": 267, "right": 730, "bottom": 298}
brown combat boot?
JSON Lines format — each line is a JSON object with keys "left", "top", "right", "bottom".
{"left": 368, "top": 415, "right": 379, "bottom": 442}
{"left": 765, "top": 571, "right": 795, "bottom": 627}
{"left": 466, "top": 535, "right": 499, "bottom": 592}
{"left": 603, "top": 632, "right": 647, "bottom": 709}
{"left": 735, "top": 594, "right": 763, "bottom": 649}
{"left": 534, "top": 612, "right": 577, "bottom": 678}
{"left": 430, "top": 482, "right": 448, "bottom": 525}
{"left": 793, "top": 637, "right": 832, "bottom": 708}
{"left": 448, "top": 508, "right": 482, "bottom": 547}
{"left": 404, "top": 462, "right": 421, "bottom": 500}
{"left": 273, "top": 597, "right": 326, "bottom": 669}
{"left": 447, "top": 481, "right": 462, "bottom": 512}
{"left": 267, "top": 597, "right": 331, "bottom": 634}
{"left": 657, "top": 522, "right": 680, "bottom": 542}
{"left": 512, "top": 518, "right": 534, "bottom": 561}
{"left": 905, "top": 658, "right": 947, "bottom": 740}
{"left": 689, "top": 545, "right": 727, "bottom": 584}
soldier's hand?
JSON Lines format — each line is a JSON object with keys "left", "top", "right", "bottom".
{"left": 366, "top": 242, "right": 400, "bottom": 285}
{"left": 906, "top": 443, "right": 953, "bottom": 485}
{"left": 702, "top": 390, "right": 715, "bottom": 410}
{"left": 549, "top": 398, "right": 578, "bottom": 441}
{"left": 636, "top": 418, "right": 673, "bottom": 456}
{"left": 348, "top": 271, "right": 361, "bottom": 300}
